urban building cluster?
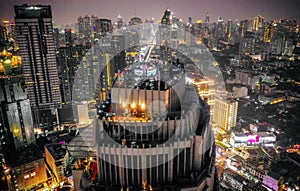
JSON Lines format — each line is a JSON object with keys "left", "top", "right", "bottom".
{"left": 0, "top": 3, "right": 299, "bottom": 191}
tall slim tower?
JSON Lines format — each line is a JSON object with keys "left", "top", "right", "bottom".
{"left": 14, "top": 4, "right": 61, "bottom": 128}
{"left": 77, "top": 16, "right": 84, "bottom": 34}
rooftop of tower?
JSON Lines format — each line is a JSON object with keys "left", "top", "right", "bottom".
{"left": 113, "top": 60, "right": 184, "bottom": 90}
{"left": 0, "top": 49, "right": 22, "bottom": 77}
{"left": 14, "top": 4, "right": 52, "bottom": 18}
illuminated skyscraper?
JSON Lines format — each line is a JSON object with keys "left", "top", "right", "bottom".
{"left": 14, "top": 4, "right": 61, "bottom": 128}
{"left": 111, "top": 34, "right": 125, "bottom": 74}
{"left": 215, "top": 17, "right": 224, "bottom": 40}
{"left": 264, "top": 23, "right": 272, "bottom": 42}
{"left": 95, "top": 61, "right": 217, "bottom": 190}
{"left": 57, "top": 44, "right": 86, "bottom": 104}
{"left": 91, "top": 14, "right": 98, "bottom": 36}
{"left": 65, "top": 29, "right": 73, "bottom": 47}
{"left": 213, "top": 97, "right": 238, "bottom": 131}
{"left": 239, "top": 20, "right": 250, "bottom": 37}
{"left": 253, "top": 16, "right": 259, "bottom": 31}
{"left": 258, "top": 15, "right": 264, "bottom": 28}
{"left": 161, "top": 8, "right": 171, "bottom": 25}
{"left": 83, "top": 15, "right": 90, "bottom": 33}
{"left": 204, "top": 13, "right": 210, "bottom": 36}
{"left": 158, "top": 8, "right": 173, "bottom": 61}
{"left": 117, "top": 14, "right": 123, "bottom": 29}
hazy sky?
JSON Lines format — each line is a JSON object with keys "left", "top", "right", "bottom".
{"left": 1, "top": 0, "right": 300, "bottom": 25}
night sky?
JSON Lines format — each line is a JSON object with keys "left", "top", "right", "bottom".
{"left": 1, "top": 0, "right": 300, "bottom": 25}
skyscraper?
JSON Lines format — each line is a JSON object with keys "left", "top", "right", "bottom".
{"left": 205, "top": 13, "right": 210, "bottom": 23}
{"left": 95, "top": 61, "right": 217, "bottom": 190}
{"left": 116, "top": 14, "right": 123, "bottom": 29}
{"left": 264, "top": 22, "right": 272, "bottom": 43}
{"left": 65, "top": 28, "right": 73, "bottom": 47}
{"left": 129, "top": 17, "right": 143, "bottom": 26}
{"left": 253, "top": 16, "right": 259, "bottom": 31}
{"left": 215, "top": 16, "right": 224, "bottom": 40}
{"left": 0, "top": 50, "right": 35, "bottom": 154}
{"left": 83, "top": 15, "right": 91, "bottom": 38}
{"left": 14, "top": 4, "right": 61, "bottom": 128}
{"left": 161, "top": 8, "right": 171, "bottom": 25}
{"left": 77, "top": 16, "right": 84, "bottom": 34}
{"left": 95, "top": 18, "right": 112, "bottom": 37}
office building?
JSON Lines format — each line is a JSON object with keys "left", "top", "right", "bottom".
{"left": 253, "top": 16, "right": 259, "bottom": 31}
{"left": 77, "top": 16, "right": 84, "bottom": 34}
{"left": 117, "top": 14, "right": 123, "bottom": 29}
{"left": 213, "top": 97, "right": 238, "bottom": 131}
{"left": 215, "top": 17, "right": 224, "bottom": 40}
{"left": 95, "top": 18, "right": 112, "bottom": 37}
{"left": 129, "top": 17, "right": 142, "bottom": 26}
{"left": 7, "top": 146, "right": 47, "bottom": 191}
{"left": 14, "top": 4, "right": 61, "bottom": 128}
{"left": 111, "top": 34, "right": 126, "bottom": 74}
{"left": 0, "top": 50, "right": 35, "bottom": 154}
{"left": 45, "top": 144, "right": 70, "bottom": 183}
{"left": 57, "top": 43, "right": 86, "bottom": 104}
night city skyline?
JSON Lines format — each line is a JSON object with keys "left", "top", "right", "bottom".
{"left": 1, "top": 0, "right": 300, "bottom": 24}
{"left": 1, "top": 1, "right": 300, "bottom": 191}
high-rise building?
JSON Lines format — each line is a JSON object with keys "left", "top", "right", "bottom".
{"left": 14, "top": 4, "right": 61, "bottom": 128}
{"left": 161, "top": 8, "right": 171, "bottom": 25}
{"left": 111, "top": 34, "right": 126, "bottom": 74}
{"left": 239, "top": 20, "right": 251, "bottom": 37}
{"left": 83, "top": 15, "right": 90, "bottom": 34}
{"left": 158, "top": 8, "right": 173, "bottom": 61}
{"left": 258, "top": 15, "right": 264, "bottom": 28}
{"left": 204, "top": 13, "right": 210, "bottom": 36}
{"left": 77, "top": 16, "right": 84, "bottom": 34}
{"left": 129, "top": 17, "right": 143, "bottom": 26}
{"left": 264, "top": 23, "right": 272, "bottom": 42}
{"left": 0, "top": 25, "right": 6, "bottom": 50}
{"left": 0, "top": 49, "right": 48, "bottom": 191}
{"left": 53, "top": 28, "right": 60, "bottom": 49}
{"left": 205, "top": 13, "right": 210, "bottom": 23}
{"left": 213, "top": 97, "right": 238, "bottom": 131}
{"left": 95, "top": 61, "right": 217, "bottom": 190}
{"left": 95, "top": 18, "right": 112, "bottom": 37}
{"left": 239, "top": 31, "right": 260, "bottom": 55}
{"left": 65, "top": 29, "right": 73, "bottom": 47}
{"left": 45, "top": 144, "right": 70, "bottom": 183}
{"left": 116, "top": 14, "right": 123, "bottom": 29}
{"left": 253, "top": 16, "right": 259, "bottom": 31}
{"left": 57, "top": 44, "right": 86, "bottom": 103}
{"left": 90, "top": 15, "right": 98, "bottom": 34}
{"left": 0, "top": 50, "right": 35, "bottom": 154}
{"left": 215, "top": 17, "right": 224, "bottom": 40}
{"left": 1, "top": 20, "right": 18, "bottom": 50}
{"left": 72, "top": 43, "right": 104, "bottom": 103}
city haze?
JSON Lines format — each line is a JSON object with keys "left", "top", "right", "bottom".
{"left": 1, "top": 0, "right": 300, "bottom": 24}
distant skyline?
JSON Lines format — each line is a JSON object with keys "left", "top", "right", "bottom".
{"left": 1, "top": 0, "right": 300, "bottom": 25}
